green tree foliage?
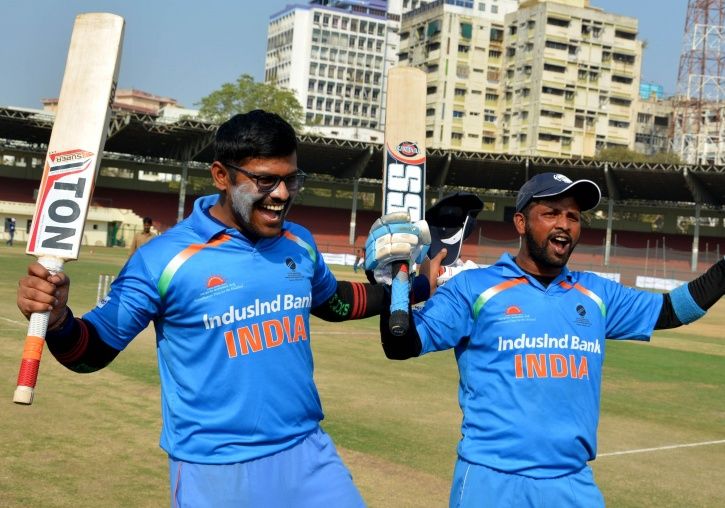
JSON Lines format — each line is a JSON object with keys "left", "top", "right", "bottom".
{"left": 197, "top": 74, "right": 304, "bottom": 130}
{"left": 595, "top": 146, "right": 682, "bottom": 165}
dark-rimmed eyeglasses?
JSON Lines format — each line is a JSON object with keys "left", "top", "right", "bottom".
{"left": 224, "top": 162, "right": 306, "bottom": 193}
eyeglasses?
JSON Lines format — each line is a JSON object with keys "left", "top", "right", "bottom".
{"left": 224, "top": 162, "right": 307, "bottom": 193}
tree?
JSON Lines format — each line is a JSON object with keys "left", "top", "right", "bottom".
{"left": 197, "top": 74, "right": 304, "bottom": 130}
{"left": 595, "top": 146, "right": 648, "bottom": 163}
{"left": 595, "top": 146, "right": 682, "bottom": 165}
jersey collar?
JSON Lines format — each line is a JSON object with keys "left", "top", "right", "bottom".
{"left": 189, "top": 194, "right": 290, "bottom": 246}
{"left": 497, "top": 252, "right": 575, "bottom": 287}
{"left": 189, "top": 194, "right": 233, "bottom": 242}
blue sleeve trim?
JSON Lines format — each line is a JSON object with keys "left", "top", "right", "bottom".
{"left": 670, "top": 283, "right": 706, "bottom": 324}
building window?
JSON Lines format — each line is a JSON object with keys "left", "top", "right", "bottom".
{"left": 547, "top": 17, "right": 569, "bottom": 28}
{"left": 544, "top": 63, "right": 565, "bottom": 73}
{"left": 612, "top": 74, "right": 633, "bottom": 84}
{"left": 654, "top": 116, "right": 669, "bottom": 127}
{"left": 545, "top": 40, "right": 568, "bottom": 51}
{"left": 461, "top": 22, "right": 473, "bottom": 39}
{"left": 615, "top": 29, "right": 637, "bottom": 40}
{"left": 427, "top": 20, "right": 441, "bottom": 37}
{"left": 609, "top": 119, "right": 630, "bottom": 128}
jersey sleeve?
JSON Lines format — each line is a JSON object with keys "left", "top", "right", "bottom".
{"left": 304, "top": 231, "right": 337, "bottom": 306}
{"left": 414, "top": 274, "right": 474, "bottom": 354}
{"left": 601, "top": 277, "right": 664, "bottom": 341}
{"left": 82, "top": 252, "right": 162, "bottom": 351}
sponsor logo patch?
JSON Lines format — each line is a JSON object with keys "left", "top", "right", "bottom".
{"left": 207, "top": 275, "right": 225, "bottom": 288}
{"left": 396, "top": 141, "right": 420, "bottom": 158}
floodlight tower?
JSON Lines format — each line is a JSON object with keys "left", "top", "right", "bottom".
{"left": 673, "top": 0, "right": 725, "bottom": 164}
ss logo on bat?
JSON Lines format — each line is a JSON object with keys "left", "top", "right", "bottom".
{"left": 385, "top": 162, "right": 423, "bottom": 222}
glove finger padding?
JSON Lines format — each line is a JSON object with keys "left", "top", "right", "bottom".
{"left": 364, "top": 213, "right": 431, "bottom": 284}
{"left": 436, "top": 259, "right": 479, "bottom": 286}
{"left": 411, "top": 219, "right": 431, "bottom": 264}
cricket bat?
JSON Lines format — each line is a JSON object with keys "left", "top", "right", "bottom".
{"left": 13, "top": 13, "right": 125, "bottom": 405}
{"left": 382, "top": 67, "right": 426, "bottom": 336}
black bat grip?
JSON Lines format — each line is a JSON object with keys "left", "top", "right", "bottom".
{"left": 389, "top": 260, "right": 410, "bottom": 336}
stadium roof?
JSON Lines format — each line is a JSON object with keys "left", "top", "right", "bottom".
{"left": 1, "top": 106, "right": 724, "bottom": 208}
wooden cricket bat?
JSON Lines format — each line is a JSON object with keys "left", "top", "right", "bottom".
{"left": 382, "top": 67, "right": 426, "bottom": 335}
{"left": 13, "top": 13, "right": 124, "bottom": 405}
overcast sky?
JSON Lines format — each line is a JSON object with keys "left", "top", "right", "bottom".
{"left": 0, "top": 0, "right": 687, "bottom": 110}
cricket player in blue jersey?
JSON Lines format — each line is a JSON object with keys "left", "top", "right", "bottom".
{"left": 366, "top": 172, "right": 725, "bottom": 507}
{"left": 16, "top": 110, "right": 433, "bottom": 508}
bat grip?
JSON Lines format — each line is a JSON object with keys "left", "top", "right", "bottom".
{"left": 13, "top": 256, "right": 64, "bottom": 405}
{"left": 389, "top": 261, "right": 410, "bottom": 336}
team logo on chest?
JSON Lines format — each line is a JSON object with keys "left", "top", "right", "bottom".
{"left": 284, "top": 256, "right": 305, "bottom": 281}
{"left": 575, "top": 303, "right": 591, "bottom": 327}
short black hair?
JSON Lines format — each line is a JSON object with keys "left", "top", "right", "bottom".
{"left": 143, "top": 217, "right": 153, "bottom": 224}
{"left": 214, "top": 110, "right": 297, "bottom": 164}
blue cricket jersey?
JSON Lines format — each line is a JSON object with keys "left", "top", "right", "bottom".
{"left": 84, "top": 194, "right": 337, "bottom": 464}
{"left": 414, "top": 253, "right": 663, "bottom": 478}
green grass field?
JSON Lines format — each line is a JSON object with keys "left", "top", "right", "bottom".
{"left": 1, "top": 244, "right": 723, "bottom": 507}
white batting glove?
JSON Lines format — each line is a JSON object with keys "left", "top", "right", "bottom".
{"left": 436, "top": 259, "right": 479, "bottom": 286}
{"left": 364, "top": 212, "right": 431, "bottom": 285}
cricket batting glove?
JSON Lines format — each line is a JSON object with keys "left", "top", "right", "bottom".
{"left": 436, "top": 259, "right": 479, "bottom": 286}
{"left": 365, "top": 212, "right": 431, "bottom": 285}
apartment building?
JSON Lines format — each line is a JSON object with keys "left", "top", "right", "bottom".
{"left": 265, "top": 1, "right": 406, "bottom": 140}
{"left": 398, "top": 0, "right": 519, "bottom": 151}
{"left": 632, "top": 95, "right": 673, "bottom": 156}
{"left": 499, "top": 0, "right": 642, "bottom": 157}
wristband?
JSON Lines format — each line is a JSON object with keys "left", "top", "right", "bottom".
{"left": 670, "top": 284, "right": 706, "bottom": 324}
{"left": 46, "top": 307, "right": 74, "bottom": 336}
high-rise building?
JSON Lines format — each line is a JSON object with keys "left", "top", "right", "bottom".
{"left": 499, "top": 0, "right": 642, "bottom": 157}
{"left": 265, "top": 1, "right": 408, "bottom": 140}
{"left": 398, "top": 0, "right": 519, "bottom": 151}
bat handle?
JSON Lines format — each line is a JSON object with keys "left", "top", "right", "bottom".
{"left": 389, "top": 261, "right": 410, "bottom": 336}
{"left": 13, "top": 256, "right": 64, "bottom": 405}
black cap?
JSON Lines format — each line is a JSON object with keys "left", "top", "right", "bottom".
{"left": 425, "top": 192, "right": 483, "bottom": 266}
{"left": 515, "top": 172, "right": 601, "bottom": 213}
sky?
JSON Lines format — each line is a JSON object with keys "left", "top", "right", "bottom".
{"left": 0, "top": 0, "right": 687, "bottom": 110}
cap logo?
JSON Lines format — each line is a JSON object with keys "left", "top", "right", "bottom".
{"left": 441, "top": 229, "right": 464, "bottom": 245}
{"left": 553, "top": 174, "right": 572, "bottom": 183}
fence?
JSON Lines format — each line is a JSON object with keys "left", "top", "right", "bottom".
{"left": 315, "top": 235, "right": 720, "bottom": 287}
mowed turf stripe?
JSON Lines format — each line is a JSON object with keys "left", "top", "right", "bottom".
{"left": 599, "top": 439, "right": 725, "bottom": 457}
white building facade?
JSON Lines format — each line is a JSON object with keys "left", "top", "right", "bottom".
{"left": 265, "top": 1, "right": 405, "bottom": 140}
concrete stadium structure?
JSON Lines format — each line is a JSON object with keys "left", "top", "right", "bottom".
{"left": 1, "top": 105, "right": 724, "bottom": 280}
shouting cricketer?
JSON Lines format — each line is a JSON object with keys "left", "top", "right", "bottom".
{"left": 366, "top": 172, "right": 725, "bottom": 507}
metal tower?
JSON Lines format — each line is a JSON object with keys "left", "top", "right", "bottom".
{"left": 673, "top": 0, "right": 725, "bottom": 164}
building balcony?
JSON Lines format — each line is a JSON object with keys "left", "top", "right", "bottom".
{"left": 609, "top": 80, "right": 633, "bottom": 95}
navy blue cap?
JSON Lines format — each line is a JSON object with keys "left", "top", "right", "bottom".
{"left": 426, "top": 192, "right": 483, "bottom": 266}
{"left": 515, "top": 173, "right": 601, "bottom": 213}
